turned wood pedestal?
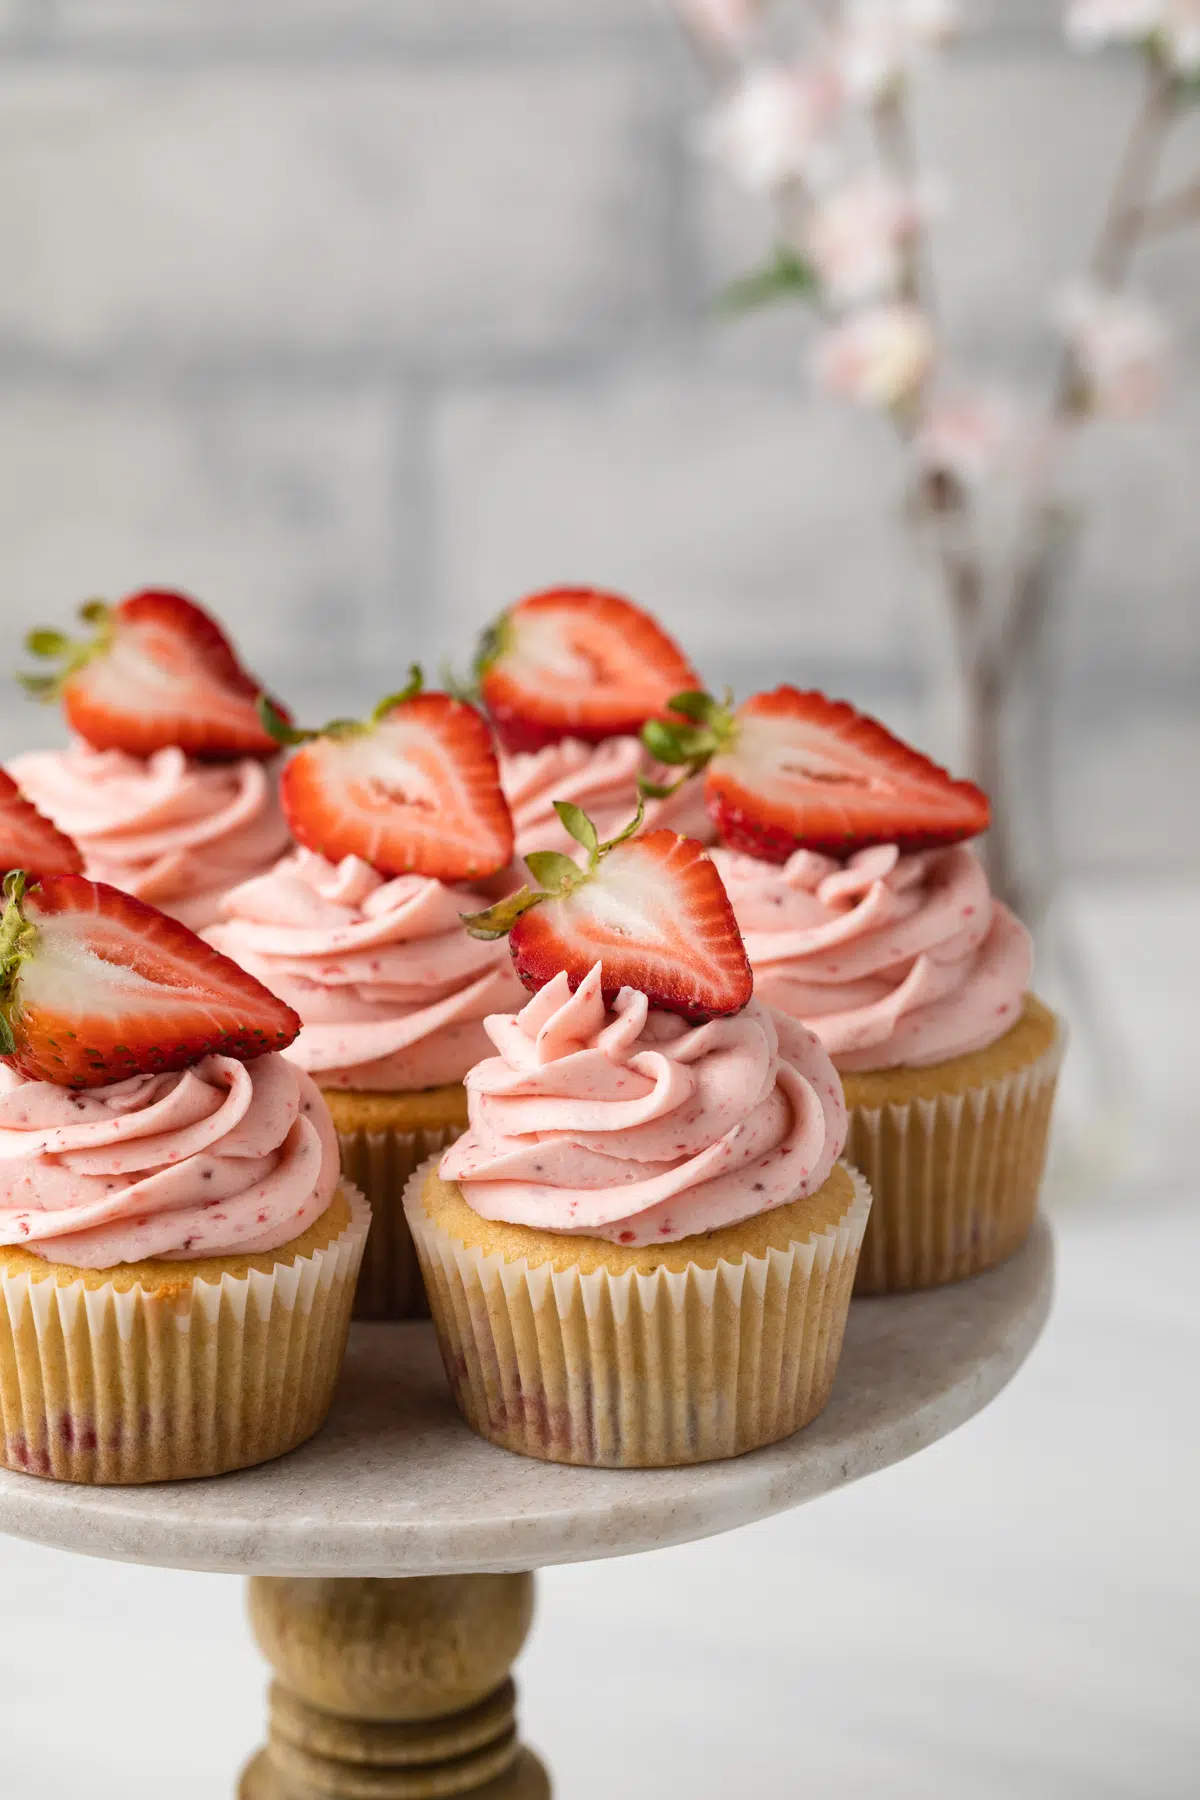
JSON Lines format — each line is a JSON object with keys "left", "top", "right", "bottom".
{"left": 0, "top": 1220, "right": 1053, "bottom": 1798}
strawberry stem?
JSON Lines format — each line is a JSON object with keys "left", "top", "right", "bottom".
{"left": 461, "top": 798, "right": 645, "bottom": 940}
{"left": 260, "top": 669, "right": 429, "bottom": 749}
{"left": 0, "top": 872, "right": 34, "bottom": 1056}
{"left": 641, "top": 688, "right": 737, "bottom": 777}
{"left": 19, "top": 600, "right": 113, "bottom": 706}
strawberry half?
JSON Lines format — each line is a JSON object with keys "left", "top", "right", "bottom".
{"left": 644, "top": 687, "right": 990, "bottom": 862}
{"left": 21, "top": 589, "right": 288, "bottom": 760}
{"left": 476, "top": 587, "right": 701, "bottom": 754}
{"left": 265, "top": 672, "right": 514, "bottom": 883}
{"left": 0, "top": 771, "right": 84, "bottom": 878}
{"left": 464, "top": 803, "right": 752, "bottom": 1021}
{"left": 0, "top": 873, "right": 300, "bottom": 1089}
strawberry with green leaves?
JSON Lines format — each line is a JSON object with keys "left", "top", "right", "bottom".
{"left": 464, "top": 803, "right": 752, "bottom": 1022}
{"left": 643, "top": 687, "right": 990, "bottom": 863}
{"left": 261, "top": 670, "right": 514, "bottom": 884}
{"left": 475, "top": 588, "right": 700, "bottom": 754}
{"left": 0, "top": 872, "right": 300, "bottom": 1089}
{"left": 0, "top": 772, "right": 83, "bottom": 878}
{"left": 21, "top": 589, "right": 287, "bottom": 761}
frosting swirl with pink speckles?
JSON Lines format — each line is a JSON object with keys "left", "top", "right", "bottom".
{"left": 208, "top": 850, "right": 526, "bottom": 1091}
{"left": 711, "top": 842, "right": 1032, "bottom": 1072}
{"left": 439, "top": 962, "right": 847, "bottom": 1246}
{"left": 499, "top": 737, "right": 713, "bottom": 860}
{"left": 7, "top": 742, "right": 290, "bottom": 932}
{"left": 0, "top": 1054, "right": 339, "bottom": 1267}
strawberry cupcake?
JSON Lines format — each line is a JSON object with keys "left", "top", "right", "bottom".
{"left": 651, "top": 688, "right": 1064, "bottom": 1295}
{"left": 0, "top": 873, "right": 368, "bottom": 1484}
{"left": 405, "top": 815, "right": 870, "bottom": 1468}
{"left": 478, "top": 588, "right": 714, "bottom": 863}
{"left": 10, "top": 590, "right": 291, "bottom": 932}
{"left": 210, "top": 679, "right": 524, "bottom": 1319}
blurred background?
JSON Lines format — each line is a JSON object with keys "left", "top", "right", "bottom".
{"left": 0, "top": 3, "right": 1196, "bottom": 1796}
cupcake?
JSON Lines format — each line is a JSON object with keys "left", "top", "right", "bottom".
{"left": 10, "top": 589, "right": 291, "bottom": 931}
{"left": 0, "top": 871, "right": 368, "bottom": 1484}
{"left": 477, "top": 587, "right": 714, "bottom": 862}
{"left": 649, "top": 686, "right": 1063, "bottom": 1294}
{"left": 213, "top": 678, "right": 522, "bottom": 1320}
{"left": 406, "top": 813, "right": 869, "bottom": 1468}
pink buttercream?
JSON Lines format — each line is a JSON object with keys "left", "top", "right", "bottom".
{"left": 207, "top": 849, "right": 526, "bottom": 1091}
{"left": 440, "top": 963, "right": 847, "bottom": 1245}
{"left": 499, "top": 737, "right": 714, "bottom": 860}
{"left": 0, "top": 1054, "right": 339, "bottom": 1267}
{"left": 712, "top": 842, "right": 1032, "bottom": 1072}
{"left": 7, "top": 742, "right": 290, "bottom": 932}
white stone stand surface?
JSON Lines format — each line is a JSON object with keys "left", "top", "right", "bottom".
{"left": 0, "top": 1219, "right": 1053, "bottom": 1800}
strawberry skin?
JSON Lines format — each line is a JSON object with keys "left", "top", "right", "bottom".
{"left": 510, "top": 830, "right": 752, "bottom": 1021}
{"left": 0, "top": 772, "right": 84, "bottom": 878}
{"left": 707, "top": 688, "right": 990, "bottom": 862}
{"left": 480, "top": 588, "right": 700, "bottom": 754}
{"left": 32, "top": 589, "right": 288, "bottom": 760}
{"left": 280, "top": 691, "right": 514, "bottom": 883}
{"left": 0, "top": 875, "right": 300, "bottom": 1089}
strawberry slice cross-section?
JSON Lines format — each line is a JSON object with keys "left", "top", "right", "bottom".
{"left": 477, "top": 587, "right": 701, "bottom": 754}
{"left": 265, "top": 673, "right": 514, "bottom": 884}
{"left": 0, "top": 770, "right": 84, "bottom": 879}
{"left": 464, "top": 803, "right": 752, "bottom": 1021}
{"left": 21, "top": 589, "right": 289, "bottom": 761}
{"left": 0, "top": 873, "right": 301, "bottom": 1089}
{"left": 645, "top": 687, "right": 990, "bottom": 863}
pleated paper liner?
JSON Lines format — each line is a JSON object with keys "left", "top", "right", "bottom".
{"left": 405, "top": 1159, "right": 872, "bottom": 1469}
{"left": 323, "top": 1085, "right": 469, "bottom": 1321}
{"left": 843, "top": 994, "right": 1064, "bottom": 1296}
{"left": 0, "top": 1183, "right": 369, "bottom": 1485}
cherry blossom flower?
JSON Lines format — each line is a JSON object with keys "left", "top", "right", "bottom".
{"left": 705, "top": 61, "right": 844, "bottom": 192}
{"left": 1055, "top": 284, "right": 1169, "bottom": 417}
{"left": 813, "top": 304, "right": 936, "bottom": 408}
{"left": 1066, "top": 0, "right": 1200, "bottom": 67}
{"left": 671, "top": 0, "right": 762, "bottom": 55}
{"left": 835, "top": 0, "right": 961, "bottom": 103}
{"left": 913, "top": 389, "right": 1021, "bottom": 485}
{"left": 805, "top": 174, "right": 930, "bottom": 304}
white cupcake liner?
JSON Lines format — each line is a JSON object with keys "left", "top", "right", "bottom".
{"left": 846, "top": 1026, "right": 1064, "bottom": 1295}
{"left": 0, "top": 1184, "right": 369, "bottom": 1485}
{"left": 335, "top": 1123, "right": 465, "bottom": 1321}
{"left": 405, "top": 1160, "right": 871, "bottom": 1468}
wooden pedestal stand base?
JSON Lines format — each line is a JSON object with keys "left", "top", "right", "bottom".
{"left": 240, "top": 1574, "right": 550, "bottom": 1799}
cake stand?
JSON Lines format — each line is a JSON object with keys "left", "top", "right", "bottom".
{"left": 0, "top": 1219, "right": 1053, "bottom": 1799}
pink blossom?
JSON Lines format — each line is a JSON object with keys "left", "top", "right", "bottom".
{"left": 813, "top": 304, "right": 936, "bottom": 408}
{"left": 671, "top": 0, "right": 762, "bottom": 55}
{"left": 836, "top": 0, "right": 961, "bottom": 102}
{"left": 912, "top": 390, "right": 1020, "bottom": 485}
{"left": 1055, "top": 285, "right": 1169, "bottom": 418}
{"left": 705, "top": 61, "right": 844, "bottom": 192}
{"left": 805, "top": 175, "right": 928, "bottom": 303}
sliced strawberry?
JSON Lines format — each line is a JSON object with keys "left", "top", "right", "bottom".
{"left": 269, "top": 677, "right": 513, "bottom": 883}
{"left": 464, "top": 806, "right": 751, "bottom": 1021}
{"left": 706, "top": 688, "right": 990, "bottom": 861}
{"left": 0, "top": 771, "right": 84, "bottom": 878}
{"left": 477, "top": 588, "right": 701, "bottom": 754}
{"left": 21, "top": 589, "right": 288, "bottom": 761}
{"left": 0, "top": 873, "right": 300, "bottom": 1089}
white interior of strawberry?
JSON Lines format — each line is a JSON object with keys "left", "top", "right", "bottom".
{"left": 85, "top": 619, "right": 252, "bottom": 730}
{"left": 729, "top": 711, "right": 890, "bottom": 796}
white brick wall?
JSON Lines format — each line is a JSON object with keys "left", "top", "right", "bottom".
{"left": 0, "top": 7, "right": 1193, "bottom": 872}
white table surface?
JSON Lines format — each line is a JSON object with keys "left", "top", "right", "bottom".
{"left": 2, "top": 881, "right": 1196, "bottom": 1799}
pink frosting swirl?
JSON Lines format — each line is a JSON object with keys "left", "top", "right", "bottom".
{"left": 0, "top": 1054, "right": 339, "bottom": 1267}
{"left": 712, "top": 842, "right": 1032, "bottom": 1072}
{"left": 207, "top": 850, "right": 526, "bottom": 1091}
{"left": 440, "top": 962, "right": 847, "bottom": 1246}
{"left": 7, "top": 743, "right": 291, "bottom": 932}
{"left": 499, "top": 737, "right": 713, "bottom": 860}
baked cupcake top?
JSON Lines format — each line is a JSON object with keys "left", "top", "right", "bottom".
{"left": 209, "top": 850, "right": 526, "bottom": 1091}
{"left": 14, "top": 589, "right": 291, "bottom": 931}
{"left": 0, "top": 869, "right": 337, "bottom": 1265}
{"left": 712, "top": 842, "right": 1031, "bottom": 1071}
{"left": 642, "top": 685, "right": 1027, "bottom": 1072}
{"left": 440, "top": 962, "right": 846, "bottom": 1246}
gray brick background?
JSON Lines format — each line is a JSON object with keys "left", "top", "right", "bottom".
{"left": 0, "top": 3, "right": 1195, "bottom": 869}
